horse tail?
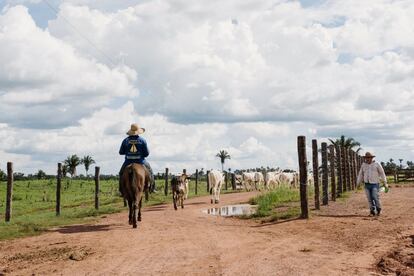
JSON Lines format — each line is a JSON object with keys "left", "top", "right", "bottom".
{"left": 131, "top": 167, "right": 137, "bottom": 196}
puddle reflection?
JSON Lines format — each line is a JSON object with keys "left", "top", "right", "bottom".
{"left": 203, "top": 204, "right": 257, "bottom": 217}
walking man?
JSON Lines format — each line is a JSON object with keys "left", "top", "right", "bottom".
{"left": 357, "top": 152, "right": 388, "bottom": 216}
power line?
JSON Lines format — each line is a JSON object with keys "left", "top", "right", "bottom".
{"left": 42, "top": 0, "right": 117, "bottom": 67}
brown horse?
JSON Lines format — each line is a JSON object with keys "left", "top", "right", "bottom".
{"left": 121, "top": 164, "right": 149, "bottom": 228}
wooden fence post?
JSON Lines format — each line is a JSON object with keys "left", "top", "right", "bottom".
{"left": 353, "top": 151, "right": 357, "bottom": 189}
{"left": 225, "top": 171, "right": 228, "bottom": 190}
{"left": 349, "top": 150, "right": 354, "bottom": 190}
{"left": 195, "top": 169, "right": 198, "bottom": 195}
{"left": 297, "top": 136, "right": 309, "bottom": 219}
{"left": 335, "top": 145, "right": 342, "bottom": 197}
{"left": 321, "top": 142, "right": 329, "bottom": 205}
{"left": 206, "top": 170, "right": 210, "bottom": 193}
{"left": 329, "top": 145, "right": 336, "bottom": 201}
{"left": 164, "top": 168, "right": 169, "bottom": 196}
{"left": 347, "top": 149, "right": 352, "bottom": 191}
{"left": 312, "top": 139, "right": 320, "bottom": 210}
{"left": 95, "top": 166, "right": 100, "bottom": 210}
{"left": 342, "top": 147, "right": 348, "bottom": 191}
{"left": 5, "top": 162, "right": 13, "bottom": 222}
{"left": 56, "top": 163, "right": 62, "bottom": 216}
{"left": 340, "top": 146, "right": 345, "bottom": 193}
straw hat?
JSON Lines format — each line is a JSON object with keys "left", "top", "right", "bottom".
{"left": 364, "top": 152, "right": 375, "bottom": 158}
{"left": 126, "top": 123, "right": 145, "bottom": 136}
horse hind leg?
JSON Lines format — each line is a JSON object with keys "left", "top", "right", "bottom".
{"left": 138, "top": 197, "right": 142, "bottom": 222}
{"left": 132, "top": 201, "right": 137, "bottom": 228}
{"left": 128, "top": 200, "right": 133, "bottom": 225}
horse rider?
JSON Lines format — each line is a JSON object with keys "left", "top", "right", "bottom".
{"left": 119, "top": 123, "right": 155, "bottom": 196}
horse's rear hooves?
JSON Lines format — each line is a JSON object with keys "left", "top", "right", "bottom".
{"left": 138, "top": 217, "right": 141, "bottom": 222}
{"left": 128, "top": 221, "right": 132, "bottom": 225}
{"left": 133, "top": 224, "right": 137, "bottom": 228}
{"left": 211, "top": 199, "right": 213, "bottom": 204}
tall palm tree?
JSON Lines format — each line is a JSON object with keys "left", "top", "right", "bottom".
{"left": 81, "top": 155, "right": 95, "bottom": 176}
{"left": 62, "top": 164, "right": 68, "bottom": 177}
{"left": 329, "top": 135, "right": 361, "bottom": 152}
{"left": 216, "top": 150, "right": 231, "bottom": 171}
{"left": 64, "top": 154, "right": 81, "bottom": 177}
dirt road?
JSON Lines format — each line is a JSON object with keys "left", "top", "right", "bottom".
{"left": 1, "top": 187, "right": 413, "bottom": 276}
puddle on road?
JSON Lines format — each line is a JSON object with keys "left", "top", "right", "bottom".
{"left": 203, "top": 204, "right": 257, "bottom": 217}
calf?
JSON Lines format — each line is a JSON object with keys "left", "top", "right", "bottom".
{"left": 208, "top": 170, "right": 225, "bottom": 204}
{"left": 171, "top": 174, "right": 188, "bottom": 210}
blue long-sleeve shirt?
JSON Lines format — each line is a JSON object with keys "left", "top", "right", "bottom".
{"left": 119, "top": 135, "right": 149, "bottom": 166}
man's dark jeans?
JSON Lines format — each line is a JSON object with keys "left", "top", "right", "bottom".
{"left": 364, "top": 183, "right": 381, "bottom": 213}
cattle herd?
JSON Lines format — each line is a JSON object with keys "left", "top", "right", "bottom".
{"left": 170, "top": 169, "right": 308, "bottom": 209}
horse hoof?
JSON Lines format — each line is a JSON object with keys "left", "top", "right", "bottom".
{"left": 215, "top": 200, "right": 219, "bottom": 204}
{"left": 138, "top": 217, "right": 141, "bottom": 222}
{"left": 211, "top": 199, "right": 213, "bottom": 204}
{"left": 133, "top": 224, "right": 137, "bottom": 228}
{"left": 129, "top": 221, "right": 132, "bottom": 225}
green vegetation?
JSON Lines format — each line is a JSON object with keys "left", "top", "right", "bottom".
{"left": 329, "top": 135, "right": 361, "bottom": 152}
{"left": 249, "top": 187, "right": 300, "bottom": 218}
{"left": 247, "top": 186, "right": 332, "bottom": 222}
{"left": 0, "top": 178, "right": 225, "bottom": 240}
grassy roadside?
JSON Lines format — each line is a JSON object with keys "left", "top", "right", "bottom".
{"left": 248, "top": 186, "right": 301, "bottom": 222}
{"left": 0, "top": 178, "right": 238, "bottom": 240}
{"left": 248, "top": 185, "right": 357, "bottom": 223}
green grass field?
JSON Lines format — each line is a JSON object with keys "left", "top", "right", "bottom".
{"left": 0, "top": 178, "right": 223, "bottom": 240}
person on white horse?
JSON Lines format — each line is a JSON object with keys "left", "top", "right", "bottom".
{"left": 119, "top": 123, "right": 155, "bottom": 196}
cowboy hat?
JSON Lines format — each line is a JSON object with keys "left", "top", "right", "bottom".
{"left": 364, "top": 152, "right": 375, "bottom": 158}
{"left": 126, "top": 123, "right": 145, "bottom": 136}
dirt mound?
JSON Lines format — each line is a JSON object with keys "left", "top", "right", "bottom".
{"left": 377, "top": 235, "right": 414, "bottom": 276}
{"left": 0, "top": 245, "right": 93, "bottom": 274}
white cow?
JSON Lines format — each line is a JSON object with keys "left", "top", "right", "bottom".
{"left": 242, "top": 172, "right": 256, "bottom": 191}
{"left": 179, "top": 174, "right": 190, "bottom": 199}
{"left": 279, "top": 172, "right": 299, "bottom": 188}
{"left": 265, "top": 171, "right": 281, "bottom": 190}
{"left": 208, "top": 170, "right": 225, "bottom": 204}
{"left": 254, "top": 172, "right": 265, "bottom": 190}
{"left": 307, "top": 172, "right": 314, "bottom": 187}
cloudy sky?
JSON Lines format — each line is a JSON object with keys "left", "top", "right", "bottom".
{"left": 0, "top": 0, "right": 413, "bottom": 175}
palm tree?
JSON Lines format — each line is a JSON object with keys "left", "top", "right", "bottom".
{"left": 64, "top": 154, "right": 81, "bottom": 177}
{"left": 62, "top": 164, "right": 68, "bottom": 177}
{"left": 329, "top": 135, "right": 361, "bottom": 151}
{"left": 216, "top": 150, "right": 231, "bottom": 172}
{"left": 398, "top": 159, "right": 403, "bottom": 169}
{"left": 81, "top": 155, "right": 95, "bottom": 176}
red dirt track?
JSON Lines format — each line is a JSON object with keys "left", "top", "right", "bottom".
{"left": 1, "top": 187, "right": 413, "bottom": 276}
